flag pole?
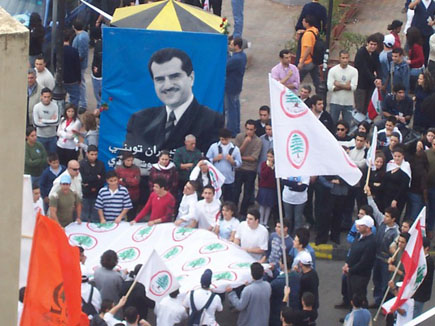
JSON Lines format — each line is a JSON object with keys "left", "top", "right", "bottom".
{"left": 276, "top": 177, "right": 289, "bottom": 307}
{"left": 124, "top": 278, "right": 138, "bottom": 301}
{"left": 373, "top": 248, "right": 402, "bottom": 321}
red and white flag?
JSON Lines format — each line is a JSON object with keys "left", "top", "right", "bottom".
{"left": 269, "top": 75, "right": 362, "bottom": 185}
{"left": 366, "top": 126, "right": 378, "bottom": 171}
{"left": 367, "top": 88, "right": 382, "bottom": 120}
{"left": 382, "top": 207, "right": 427, "bottom": 314}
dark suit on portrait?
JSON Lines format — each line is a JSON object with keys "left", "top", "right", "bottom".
{"left": 125, "top": 98, "right": 224, "bottom": 160}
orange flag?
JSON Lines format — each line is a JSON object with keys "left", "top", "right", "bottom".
{"left": 21, "top": 213, "right": 89, "bottom": 326}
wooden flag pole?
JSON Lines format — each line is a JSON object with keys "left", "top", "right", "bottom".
{"left": 124, "top": 278, "right": 138, "bottom": 301}
{"left": 276, "top": 177, "right": 289, "bottom": 307}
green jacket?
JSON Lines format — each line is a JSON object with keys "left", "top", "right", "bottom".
{"left": 25, "top": 141, "right": 47, "bottom": 177}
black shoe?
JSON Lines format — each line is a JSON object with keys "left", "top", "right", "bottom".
{"left": 339, "top": 318, "right": 345, "bottom": 323}
{"left": 78, "top": 107, "right": 87, "bottom": 114}
{"left": 334, "top": 302, "right": 351, "bottom": 309}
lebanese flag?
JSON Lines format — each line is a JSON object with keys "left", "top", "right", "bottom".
{"left": 382, "top": 207, "right": 427, "bottom": 314}
{"left": 21, "top": 213, "right": 88, "bottom": 326}
{"left": 367, "top": 88, "right": 382, "bottom": 120}
{"left": 269, "top": 75, "right": 362, "bottom": 185}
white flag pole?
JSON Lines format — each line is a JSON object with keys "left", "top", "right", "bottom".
{"left": 276, "top": 178, "right": 289, "bottom": 306}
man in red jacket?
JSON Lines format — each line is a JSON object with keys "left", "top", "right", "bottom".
{"left": 131, "top": 177, "right": 175, "bottom": 226}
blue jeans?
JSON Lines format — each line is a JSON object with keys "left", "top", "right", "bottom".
{"left": 413, "top": 300, "right": 425, "bottom": 318}
{"left": 330, "top": 104, "right": 353, "bottom": 126}
{"left": 283, "top": 202, "right": 306, "bottom": 235}
{"left": 299, "top": 62, "right": 320, "bottom": 94}
{"left": 81, "top": 197, "right": 98, "bottom": 222}
{"left": 64, "top": 82, "right": 80, "bottom": 108}
{"left": 428, "top": 187, "right": 435, "bottom": 231}
{"left": 224, "top": 92, "right": 241, "bottom": 137}
{"left": 91, "top": 76, "right": 102, "bottom": 108}
{"left": 373, "top": 258, "right": 390, "bottom": 305}
{"left": 37, "top": 136, "right": 57, "bottom": 154}
{"left": 231, "top": 0, "right": 244, "bottom": 38}
{"left": 79, "top": 68, "right": 87, "bottom": 108}
{"left": 407, "top": 192, "right": 425, "bottom": 222}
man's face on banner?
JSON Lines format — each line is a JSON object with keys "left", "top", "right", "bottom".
{"left": 151, "top": 57, "right": 194, "bottom": 109}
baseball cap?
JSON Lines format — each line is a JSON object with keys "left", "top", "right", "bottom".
{"left": 383, "top": 34, "right": 395, "bottom": 48}
{"left": 298, "top": 251, "right": 313, "bottom": 266}
{"left": 60, "top": 174, "right": 71, "bottom": 184}
{"left": 356, "top": 215, "right": 374, "bottom": 228}
{"left": 200, "top": 269, "right": 212, "bottom": 288}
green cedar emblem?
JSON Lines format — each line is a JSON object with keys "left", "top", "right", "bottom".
{"left": 176, "top": 227, "right": 192, "bottom": 236}
{"left": 118, "top": 248, "right": 136, "bottom": 261}
{"left": 188, "top": 257, "right": 206, "bottom": 268}
{"left": 205, "top": 243, "right": 224, "bottom": 252}
{"left": 138, "top": 226, "right": 152, "bottom": 237}
{"left": 73, "top": 235, "right": 92, "bottom": 247}
{"left": 290, "top": 134, "right": 304, "bottom": 159}
{"left": 236, "top": 262, "right": 251, "bottom": 268}
{"left": 164, "top": 247, "right": 180, "bottom": 259}
{"left": 213, "top": 271, "right": 233, "bottom": 281}
{"left": 94, "top": 222, "right": 114, "bottom": 229}
{"left": 285, "top": 91, "right": 299, "bottom": 104}
{"left": 156, "top": 274, "right": 169, "bottom": 289}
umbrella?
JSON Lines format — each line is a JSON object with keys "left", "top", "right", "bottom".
{"left": 111, "top": 0, "right": 223, "bottom": 33}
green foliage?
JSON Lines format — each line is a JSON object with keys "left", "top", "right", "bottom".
{"left": 339, "top": 31, "right": 367, "bottom": 53}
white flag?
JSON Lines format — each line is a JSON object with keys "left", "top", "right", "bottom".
{"left": 366, "top": 126, "right": 378, "bottom": 171}
{"left": 268, "top": 75, "right": 362, "bottom": 185}
{"left": 135, "top": 249, "right": 180, "bottom": 302}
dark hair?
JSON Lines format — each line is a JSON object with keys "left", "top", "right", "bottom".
{"left": 358, "top": 121, "right": 371, "bottom": 133}
{"left": 219, "top": 128, "right": 232, "bottom": 139}
{"left": 159, "top": 150, "right": 170, "bottom": 158}
{"left": 282, "top": 307, "right": 303, "bottom": 324}
{"left": 265, "top": 120, "right": 272, "bottom": 127}
{"left": 78, "top": 246, "right": 84, "bottom": 254}
{"left": 295, "top": 228, "right": 310, "bottom": 248}
{"left": 122, "top": 151, "right": 134, "bottom": 160}
{"left": 29, "top": 12, "right": 42, "bottom": 28}
{"left": 280, "top": 254, "right": 294, "bottom": 270}
{"left": 393, "top": 83, "right": 406, "bottom": 93}
{"left": 48, "top": 152, "right": 59, "bottom": 162}
{"left": 355, "top": 131, "right": 367, "bottom": 140}
{"left": 186, "top": 180, "right": 199, "bottom": 191}
{"left": 169, "top": 289, "right": 180, "bottom": 298}
{"left": 400, "top": 232, "right": 410, "bottom": 243}
{"left": 35, "top": 54, "right": 45, "bottom": 62}
{"left": 233, "top": 37, "right": 243, "bottom": 49}
{"left": 148, "top": 48, "right": 193, "bottom": 79}
{"left": 390, "top": 132, "right": 401, "bottom": 140}
{"left": 279, "top": 49, "right": 291, "bottom": 58}
{"left": 392, "top": 144, "right": 405, "bottom": 155}
{"left": 386, "top": 115, "right": 398, "bottom": 125}
{"left": 19, "top": 286, "right": 26, "bottom": 303}
{"left": 203, "top": 184, "right": 215, "bottom": 194}
{"left": 385, "top": 206, "right": 400, "bottom": 220}
{"left": 406, "top": 26, "right": 423, "bottom": 47}
{"left": 250, "top": 262, "right": 264, "bottom": 280}
{"left": 392, "top": 47, "right": 404, "bottom": 56}
{"left": 245, "top": 119, "right": 256, "bottom": 127}
{"left": 63, "top": 29, "right": 74, "bottom": 43}
{"left": 154, "top": 177, "right": 168, "bottom": 190}
{"left": 402, "top": 219, "right": 412, "bottom": 227}
{"left": 359, "top": 204, "right": 374, "bottom": 217}
{"left": 64, "top": 103, "right": 78, "bottom": 121}
{"left": 82, "top": 112, "right": 97, "bottom": 131}
{"left": 100, "top": 299, "right": 114, "bottom": 313}
{"left": 420, "top": 71, "right": 435, "bottom": 93}
{"left": 278, "top": 218, "right": 290, "bottom": 230}
{"left": 100, "top": 250, "right": 118, "bottom": 270}
{"left": 32, "top": 182, "right": 40, "bottom": 190}
{"left": 259, "top": 105, "right": 270, "bottom": 113}
{"left": 366, "top": 34, "right": 379, "bottom": 44}
{"left": 302, "top": 292, "right": 315, "bottom": 307}
{"left": 303, "top": 15, "right": 316, "bottom": 27}
{"left": 124, "top": 306, "right": 138, "bottom": 323}
{"left": 40, "top": 87, "right": 52, "bottom": 95}
{"left": 247, "top": 208, "right": 260, "bottom": 220}
{"left": 301, "top": 84, "right": 312, "bottom": 93}
{"left": 106, "top": 170, "right": 118, "bottom": 180}
{"left": 352, "top": 293, "right": 365, "bottom": 308}
{"left": 26, "top": 126, "right": 36, "bottom": 137}
{"left": 73, "top": 20, "right": 84, "bottom": 31}
{"left": 310, "top": 94, "right": 323, "bottom": 107}
{"left": 336, "top": 119, "right": 349, "bottom": 131}
{"left": 423, "top": 237, "right": 430, "bottom": 249}
{"left": 222, "top": 201, "right": 237, "bottom": 216}
{"left": 339, "top": 49, "right": 349, "bottom": 57}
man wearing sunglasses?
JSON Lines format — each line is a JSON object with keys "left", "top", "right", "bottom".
{"left": 49, "top": 160, "right": 83, "bottom": 200}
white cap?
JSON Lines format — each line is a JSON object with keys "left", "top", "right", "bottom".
{"left": 298, "top": 251, "right": 313, "bottom": 266}
{"left": 383, "top": 34, "right": 395, "bottom": 48}
{"left": 356, "top": 215, "right": 374, "bottom": 228}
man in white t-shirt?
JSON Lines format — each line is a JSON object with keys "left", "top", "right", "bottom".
{"left": 234, "top": 208, "right": 269, "bottom": 260}
{"left": 327, "top": 50, "right": 358, "bottom": 125}
{"left": 174, "top": 180, "right": 199, "bottom": 227}
{"left": 193, "top": 185, "right": 221, "bottom": 231}
{"left": 155, "top": 289, "right": 188, "bottom": 326}
{"left": 34, "top": 56, "right": 55, "bottom": 90}
{"left": 184, "top": 269, "right": 223, "bottom": 326}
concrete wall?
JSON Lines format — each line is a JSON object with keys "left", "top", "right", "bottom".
{"left": 0, "top": 7, "right": 29, "bottom": 325}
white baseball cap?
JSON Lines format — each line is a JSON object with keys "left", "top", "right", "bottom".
{"left": 356, "top": 215, "right": 374, "bottom": 228}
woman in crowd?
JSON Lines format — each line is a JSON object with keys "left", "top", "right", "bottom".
{"left": 368, "top": 151, "right": 387, "bottom": 212}
{"left": 416, "top": 128, "right": 435, "bottom": 152}
{"left": 406, "top": 27, "right": 425, "bottom": 92}
{"left": 56, "top": 104, "right": 81, "bottom": 166}
{"left": 28, "top": 12, "right": 44, "bottom": 67}
{"left": 148, "top": 150, "right": 178, "bottom": 196}
{"left": 77, "top": 111, "right": 99, "bottom": 153}
{"left": 257, "top": 149, "right": 277, "bottom": 227}
{"left": 407, "top": 149, "right": 429, "bottom": 221}
{"left": 413, "top": 71, "right": 435, "bottom": 132}
{"left": 215, "top": 201, "right": 240, "bottom": 241}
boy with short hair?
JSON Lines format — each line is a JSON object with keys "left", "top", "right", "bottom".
{"left": 40, "top": 153, "right": 66, "bottom": 213}
{"left": 80, "top": 145, "right": 106, "bottom": 222}
{"left": 32, "top": 183, "right": 44, "bottom": 215}
{"left": 193, "top": 185, "right": 221, "bottom": 231}
{"left": 95, "top": 171, "right": 132, "bottom": 224}
{"left": 131, "top": 177, "right": 175, "bottom": 226}
{"left": 377, "top": 116, "right": 403, "bottom": 147}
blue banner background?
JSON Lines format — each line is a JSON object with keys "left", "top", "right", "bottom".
{"left": 99, "top": 27, "right": 227, "bottom": 170}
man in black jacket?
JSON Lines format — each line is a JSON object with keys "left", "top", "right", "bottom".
{"left": 354, "top": 34, "right": 381, "bottom": 114}
{"left": 342, "top": 215, "right": 376, "bottom": 307}
{"left": 125, "top": 48, "right": 224, "bottom": 169}
{"left": 79, "top": 145, "right": 106, "bottom": 222}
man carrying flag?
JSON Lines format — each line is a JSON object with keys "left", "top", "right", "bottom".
{"left": 21, "top": 213, "right": 88, "bottom": 326}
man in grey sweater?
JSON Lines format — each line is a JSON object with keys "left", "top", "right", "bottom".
{"left": 226, "top": 262, "right": 271, "bottom": 326}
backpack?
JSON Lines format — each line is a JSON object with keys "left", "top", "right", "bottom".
{"left": 82, "top": 285, "right": 98, "bottom": 317}
{"left": 307, "top": 30, "right": 326, "bottom": 65}
{"left": 218, "top": 144, "right": 235, "bottom": 156}
{"left": 187, "top": 291, "right": 216, "bottom": 326}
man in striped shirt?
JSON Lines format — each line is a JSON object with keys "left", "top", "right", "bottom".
{"left": 95, "top": 170, "right": 132, "bottom": 224}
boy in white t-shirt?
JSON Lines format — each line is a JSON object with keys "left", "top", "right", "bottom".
{"left": 194, "top": 185, "right": 221, "bottom": 231}
{"left": 234, "top": 208, "right": 269, "bottom": 260}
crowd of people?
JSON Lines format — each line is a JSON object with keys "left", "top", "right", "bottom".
{"left": 20, "top": 0, "right": 435, "bottom": 326}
